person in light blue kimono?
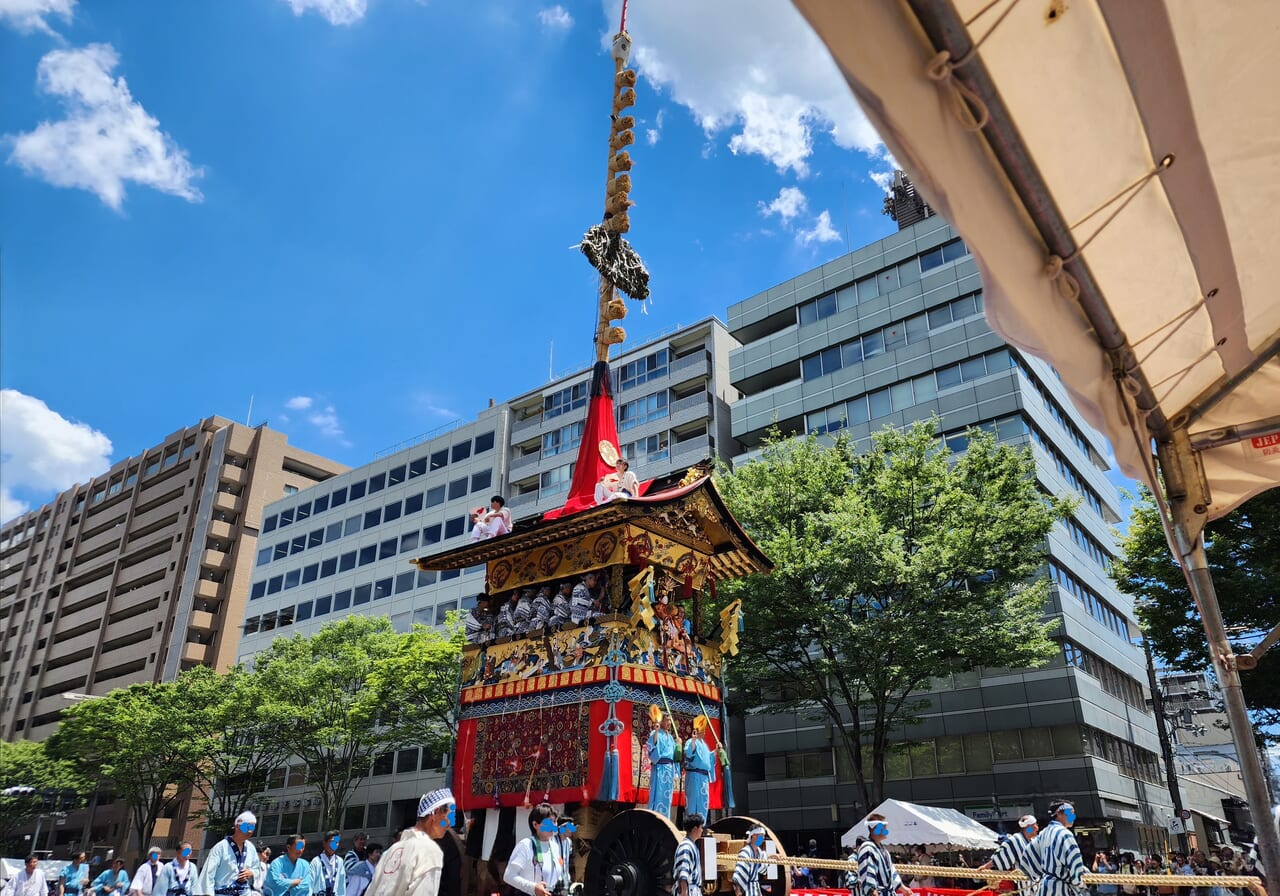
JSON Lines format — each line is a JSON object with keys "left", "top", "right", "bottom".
{"left": 265, "top": 836, "right": 312, "bottom": 896}
{"left": 682, "top": 716, "right": 716, "bottom": 820}
{"left": 646, "top": 710, "right": 677, "bottom": 817}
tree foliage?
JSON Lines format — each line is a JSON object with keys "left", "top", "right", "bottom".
{"left": 48, "top": 681, "right": 210, "bottom": 852}
{"left": 0, "top": 739, "right": 91, "bottom": 852}
{"left": 718, "top": 420, "right": 1070, "bottom": 808}
{"left": 252, "top": 615, "right": 461, "bottom": 829}
{"left": 1112, "top": 487, "right": 1279, "bottom": 730}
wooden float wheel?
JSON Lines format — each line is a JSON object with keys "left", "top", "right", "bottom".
{"left": 584, "top": 808, "right": 681, "bottom": 896}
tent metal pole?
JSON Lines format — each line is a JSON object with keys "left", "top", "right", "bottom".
{"left": 1179, "top": 532, "right": 1280, "bottom": 877}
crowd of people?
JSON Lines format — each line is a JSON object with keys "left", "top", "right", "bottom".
{"left": 463, "top": 573, "right": 612, "bottom": 646}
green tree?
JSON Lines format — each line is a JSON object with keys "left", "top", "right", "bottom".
{"left": 253, "top": 616, "right": 462, "bottom": 829}
{"left": 718, "top": 420, "right": 1069, "bottom": 808}
{"left": 0, "top": 740, "right": 91, "bottom": 853}
{"left": 48, "top": 681, "right": 210, "bottom": 852}
{"left": 1112, "top": 487, "right": 1279, "bottom": 730}
{"left": 171, "top": 665, "right": 297, "bottom": 834}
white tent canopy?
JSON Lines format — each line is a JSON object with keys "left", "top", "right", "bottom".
{"left": 792, "top": 0, "right": 1280, "bottom": 877}
{"left": 841, "top": 799, "right": 1000, "bottom": 850}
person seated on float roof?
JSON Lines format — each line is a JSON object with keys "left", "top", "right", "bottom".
{"left": 593, "top": 458, "right": 640, "bottom": 505}
{"left": 468, "top": 496, "right": 511, "bottom": 542}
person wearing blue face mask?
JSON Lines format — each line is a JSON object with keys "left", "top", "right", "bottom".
{"left": 732, "top": 826, "right": 769, "bottom": 896}
{"left": 310, "top": 832, "right": 346, "bottom": 896}
{"left": 195, "top": 811, "right": 262, "bottom": 896}
{"left": 856, "top": 815, "right": 912, "bottom": 896}
{"left": 1026, "top": 801, "right": 1086, "bottom": 896}
{"left": 503, "top": 803, "right": 566, "bottom": 896}
{"left": 980, "top": 816, "right": 1041, "bottom": 896}
{"left": 364, "top": 790, "right": 446, "bottom": 896}
{"left": 155, "top": 844, "right": 199, "bottom": 896}
{"left": 265, "top": 836, "right": 311, "bottom": 896}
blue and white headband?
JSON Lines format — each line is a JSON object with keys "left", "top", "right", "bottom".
{"left": 418, "top": 788, "right": 455, "bottom": 817}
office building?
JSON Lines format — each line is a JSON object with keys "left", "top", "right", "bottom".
{"left": 233, "top": 317, "right": 740, "bottom": 843}
{"left": 0, "top": 417, "right": 346, "bottom": 853}
{"left": 726, "top": 213, "right": 1172, "bottom": 855}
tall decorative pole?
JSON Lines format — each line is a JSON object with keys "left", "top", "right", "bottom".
{"left": 581, "top": 0, "right": 649, "bottom": 364}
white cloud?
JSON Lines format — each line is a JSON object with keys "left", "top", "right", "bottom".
{"left": 0, "top": 389, "right": 112, "bottom": 522}
{"left": 283, "top": 0, "right": 367, "bottom": 25}
{"left": 6, "top": 44, "right": 203, "bottom": 210}
{"left": 537, "top": 5, "right": 572, "bottom": 30}
{"left": 608, "top": 0, "right": 884, "bottom": 176}
{"left": 645, "top": 108, "right": 665, "bottom": 146}
{"left": 0, "top": 0, "right": 74, "bottom": 35}
{"left": 758, "top": 185, "right": 807, "bottom": 223}
{"left": 284, "top": 396, "right": 313, "bottom": 410}
{"left": 796, "top": 209, "right": 840, "bottom": 246}
{"left": 308, "top": 405, "right": 347, "bottom": 440}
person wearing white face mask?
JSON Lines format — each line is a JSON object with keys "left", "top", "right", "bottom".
{"left": 857, "top": 815, "right": 911, "bottom": 896}
{"left": 195, "top": 811, "right": 262, "bottom": 896}
{"left": 503, "top": 803, "right": 566, "bottom": 896}
{"left": 310, "top": 832, "right": 346, "bottom": 896}
{"left": 155, "top": 844, "right": 200, "bottom": 896}
{"left": 131, "top": 846, "right": 164, "bottom": 896}
{"left": 980, "top": 816, "right": 1041, "bottom": 896}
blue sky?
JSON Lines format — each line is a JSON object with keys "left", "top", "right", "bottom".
{"left": 1, "top": 0, "right": 899, "bottom": 518}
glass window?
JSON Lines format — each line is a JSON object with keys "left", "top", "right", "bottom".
{"left": 344, "top": 515, "right": 361, "bottom": 537}
{"left": 258, "top": 547, "right": 272, "bottom": 567}
{"left": 251, "top": 581, "right": 267, "bottom": 600}
{"left": 363, "top": 508, "right": 381, "bottom": 529}
{"left": 400, "top": 531, "right": 419, "bottom": 554}
{"left": 1051, "top": 724, "right": 1083, "bottom": 756}
{"left": 936, "top": 735, "right": 965, "bottom": 774}
{"left": 372, "top": 754, "right": 393, "bottom": 776}
{"left": 540, "top": 463, "right": 574, "bottom": 496}
{"left": 284, "top": 569, "right": 301, "bottom": 589}
{"left": 397, "top": 748, "right": 419, "bottom": 774}
{"left": 960, "top": 357, "right": 987, "bottom": 382}
{"left": 404, "top": 493, "right": 423, "bottom": 515}
{"left": 1021, "top": 727, "right": 1054, "bottom": 758}
{"left": 339, "top": 551, "right": 356, "bottom": 572}
{"left": 279, "top": 508, "right": 294, "bottom": 527}
{"left": 263, "top": 514, "right": 278, "bottom": 533}
{"left": 366, "top": 803, "right": 389, "bottom": 829}
{"left": 928, "top": 306, "right": 953, "bottom": 329}
{"left": 395, "top": 571, "right": 416, "bottom": 594}
{"left": 475, "top": 431, "right": 495, "bottom": 453}
{"left": 471, "top": 470, "right": 493, "bottom": 493}
{"left": 342, "top": 805, "right": 365, "bottom": 830}
{"left": 885, "top": 744, "right": 911, "bottom": 780}
{"left": 802, "top": 355, "right": 824, "bottom": 382}
{"left": 302, "top": 564, "right": 318, "bottom": 584}
{"left": 374, "top": 578, "right": 392, "bottom": 600}
{"left": 368, "top": 473, "right": 386, "bottom": 494}
{"left": 905, "top": 313, "right": 929, "bottom": 344}
{"left": 868, "top": 388, "right": 892, "bottom": 419}
{"left": 383, "top": 501, "right": 402, "bottom": 522}
{"left": 913, "top": 372, "right": 937, "bottom": 403}
{"left": 435, "top": 600, "right": 459, "bottom": 625}
{"left": 856, "top": 276, "right": 880, "bottom": 301}
{"left": 798, "top": 300, "right": 818, "bottom": 326}
{"left": 889, "top": 381, "right": 915, "bottom": 413}
{"left": 295, "top": 600, "right": 313, "bottom": 622}
{"left": 308, "top": 529, "right": 323, "bottom": 548}
{"left": 422, "top": 524, "right": 442, "bottom": 545}
{"left": 992, "top": 732, "right": 1022, "bottom": 762}
{"left": 388, "top": 465, "right": 405, "bottom": 486}
{"left": 333, "top": 589, "right": 352, "bottom": 611}
{"left": 295, "top": 502, "right": 310, "bottom": 522}
{"left": 267, "top": 575, "right": 283, "bottom": 595}
{"left": 883, "top": 323, "right": 907, "bottom": 352}
{"left": 331, "top": 486, "right": 347, "bottom": 508}
{"left": 349, "top": 480, "right": 366, "bottom": 500}
{"left": 431, "top": 449, "right": 448, "bottom": 470}
{"left": 943, "top": 238, "right": 968, "bottom": 262}
{"left": 861, "top": 330, "right": 885, "bottom": 359}
{"left": 314, "top": 594, "right": 331, "bottom": 616}
{"left": 409, "top": 457, "right": 428, "bottom": 478}
{"left": 380, "top": 538, "right": 397, "bottom": 560}
{"left": 320, "top": 557, "right": 337, "bottom": 578}
{"left": 444, "top": 516, "right": 466, "bottom": 539}
{"left": 426, "top": 486, "right": 445, "bottom": 507}
{"left": 952, "top": 293, "right": 978, "bottom": 320}
{"left": 354, "top": 583, "right": 372, "bottom": 605}
{"left": 358, "top": 545, "right": 376, "bottom": 566}
{"left": 920, "top": 246, "right": 945, "bottom": 271}
{"left": 844, "top": 396, "right": 869, "bottom": 426}
{"left": 816, "top": 293, "right": 837, "bottom": 319}
{"left": 418, "top": 569, "right": 437, "bottom": 587}
{"left": 448, "top": 478, "right": 468, "bottom": 501}
{"left": 909, "top": 741, "right": 938, "bottom": 777}
{"left": 963, "top": 733, "right": 993, "bottom": 772}
{"left": 312, "top": 494, "right": 329, "bottom": 514}
{"left": 451, "top": 441, "right": 472, "bottom": 462}
{"left": 290, "top": 535, "right": 305, "bottom": 555}
{"left": 326, "top": 522, "right": 343, "bottom": 542}
{"left": 936, "top": 364, "right": 963, "bottom": 390}
{"left": 877, "top": 266, "right": 900, "bottom": 293}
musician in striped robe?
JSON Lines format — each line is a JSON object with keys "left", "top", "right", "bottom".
{"left": 980, "top": 815, "right": 1040, "bottom": 896}
{"left": 857, "top": 815, "right": 911, "bottom": 896}
{"left": 732, "top": 827, "right": 768, "bottom": 896}
{"left": 672, "top": 814, "right": 704, "bottom": 896}
{"left": 463, "top": 595, "right": 494, "bottom": 644}
{"left": 1027, "top": 801, "right": 1086, "bottom": 896}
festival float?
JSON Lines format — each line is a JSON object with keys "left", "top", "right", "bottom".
{"left": 410, "top": 6, "right": 788, "bottom": 895}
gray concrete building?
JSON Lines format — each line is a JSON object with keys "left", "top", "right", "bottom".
{"left": 726, "top": 214, "right": 1172, "bottom": 856}
{"left": 233, "top": 317, "right": 740, "bottom": 845}
{"left": 0, "top": 417, "right": 346, "bottom": 853}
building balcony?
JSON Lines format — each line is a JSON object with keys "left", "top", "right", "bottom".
{"left": 511, "top": 413, "right": 543, "bottom": 437}
{"left": 213, "top": 492, "right": 240, "bottom": 515}
{"left": 181, "top": 642, "right": 210, "bottom": 664}
{"left": 509, "top": 451, "right": 542, "bottom": 472}
{"left": 669, "top": 350, "right": 711, "bottom": 385}
{"left": 668, "top": 393, "right": 711, "bottom": 428}
{"left": 208, "top": 519, "right": 234, "bottom": 541}
{"left": 507, "top": 492, "right": 540, "bottom": 511}
{"left": 188, "top": 610, "right": 216, "bottom": 633}
{"left": 194, "top": 578, "right": 221, "bottom": 601}
{"left": 201, "top": 548, "right": 229, "bottom": 571}
{"left": 670, "top": 435, "right": 712, "bottom": 463}
{"left": 219, "top": 465, "right": 248, "bottom": 488}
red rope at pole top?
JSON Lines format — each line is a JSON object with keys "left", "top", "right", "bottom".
{"left": 619, "top": 0, "right": 628, "bottom": 33}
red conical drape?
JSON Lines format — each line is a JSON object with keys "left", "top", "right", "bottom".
{"left": 543, "top": 361, "right": 620, "bottom": 520}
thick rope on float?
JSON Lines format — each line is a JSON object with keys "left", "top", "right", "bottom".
{"left": 580, "top": 223, "right": 651, "bottom": 300}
